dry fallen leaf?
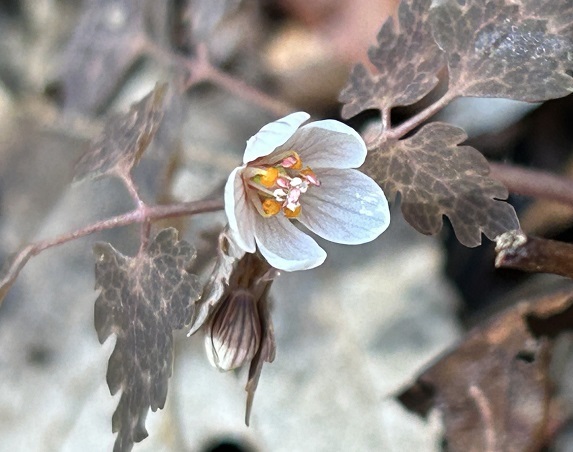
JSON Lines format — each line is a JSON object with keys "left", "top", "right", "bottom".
{"left": 399, "top": 287, "right": 573, "bottom": 451}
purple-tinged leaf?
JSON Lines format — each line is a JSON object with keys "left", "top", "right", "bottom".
{"left": 517, "top": 0, "right": 573, "bottom": 36}
{"left": 61, "top": 0, "right": 147, "bottom": 113}
{"left": 93, "top": 228, "right": 200, "bottom": 452}
{"left": 431, "top": 0, "right": 573, "bottom": 102}
{"left": 74, "top": 83, "right": 167, "bottom": 182}
{"left": 339, "top": 0, "right": 445, "bottom": 119}
{"left": 364, "top": 122, "right": 519, "bottom": 247}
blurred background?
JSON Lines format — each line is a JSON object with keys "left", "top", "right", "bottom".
{"left": 0, "top": 0, "right": 572, "bottom": 450}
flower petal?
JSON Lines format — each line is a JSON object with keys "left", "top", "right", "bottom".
{"left": 298, "top": 168, "right": 390, "bottom": 245}
{"left": 254, "top": 214, "right": 326, "bottom": 271}
{"left": 243, "top": 112, "right": 310, "bottom": 164}
{"left": 225, "top": 166, "right": 256, "bottom": 252}
{"left": 279, "top": 120, "right": 367, "bottom": 169}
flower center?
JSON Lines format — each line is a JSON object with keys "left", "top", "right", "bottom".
{"left": 247, "top": 151, "right": 320, "bottom": 219}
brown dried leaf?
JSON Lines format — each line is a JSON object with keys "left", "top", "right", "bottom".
{"left": 339, "top": 0, "right": 445, "bottom": 119}
{"left": 93, "top": 228, "right": 200, "bottom": 452}
{"left": 365, "top": 122, "right": 519, "bottom": 247}
{"left": 431, "top": 0, "right": 573, "bottom": 102}
{"left": 73, "top": 83, "right": 167, "bottom": 182}
{"left": 399, "top": 288, "right": 573, "bottom": 451}
{"left": 61, "top": 0, "right": 147, "bottom": 113}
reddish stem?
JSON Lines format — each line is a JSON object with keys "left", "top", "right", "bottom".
{"left": 144, "top": 39, "right": 292, "bottom": 117}
{"left": 489, "top": 162, "right": 573, "bottom": 208}
{"left": 203, "top": 63, "right": 293, "bottom": 118}
{"left": 0, "top": 198, "right": 224, "bottom": 305}
{"left": 385, "top": 91, "right": 458, "bottom": 140}
{"left": 495, "top": 230, "right": 573, "bottom": 278}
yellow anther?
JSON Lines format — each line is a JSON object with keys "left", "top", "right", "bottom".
{"left": 259, "top": 167, "right": 279, "bottom": 187}
{"left": 291, "top": 152, "right": 303, "bottom": 170}
{"left": 283, "top": 205, "right": 301, "bottom": 218}
{"left": 262, "top": 198, "right": 281, "bottom": 216}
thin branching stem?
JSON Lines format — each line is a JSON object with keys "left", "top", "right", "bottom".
{"left": 0, "top": 198, "right": 224, "bottom": 305}
{"left": 202, "top": 61, "right": 293, "bottom": 117}
{"left": 144, "top": 38, "right": 292, "bottom": 117}
{"left": 490, "top": 162, "right": 573, "bottom": 208}
{"left": 386, "top": 91, "right": 458, "bottom": 140}
{"left": 381, "top": 108, "right": 391, "bottom": 132}
{"left": 39, "top": 198, "right": 223, "bottom": 254}
{"left": 119, "top": 171, "right": 145, "bottom": 208}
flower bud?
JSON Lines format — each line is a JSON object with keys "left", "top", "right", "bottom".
{"left": 205, "top": 289, "right": 261, "bottom": 371}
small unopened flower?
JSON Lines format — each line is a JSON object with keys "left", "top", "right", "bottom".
{"left": 205, "top": 288, "right": 261, "bottom": 371}
{"left": 225, "top": 112, "right": 390, "bottom": 271}
{"left": 197, "top": 236, "right": 276, "bottom": 424}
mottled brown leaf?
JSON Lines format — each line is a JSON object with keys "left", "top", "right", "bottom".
{"left": 74, "top": 83, "right": 167, "bottom": 182}
{"left": 61, "top": 0, "right": 147, "bottom": 113}
{"left": 339, "top": 0, "right": 445, "bottom": 119}
{"left": 364, "top": 122, "right": 519, "bottom": 246}
{"left": 517, "top": 0, "right": 573, "bottom": 36}
{"left": 399, "top": 288, "right": 573, "bottom": 451}
{"left": 93, "top": 228, "right": 200, "bottom": 452}
{"left": 431, "top": 0, "right": 573, "bottom": 102}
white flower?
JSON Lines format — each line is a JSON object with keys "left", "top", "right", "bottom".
{"left": 225, "top": 112, "right": 390, "bottom": 271}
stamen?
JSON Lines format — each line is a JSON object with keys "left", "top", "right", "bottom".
{"left": 259, "top": 167, "right": 279, "bottom": 188}
{"left": 262, "top": 198, "right": 281, "bottom": 216}
{"left": 286, "top": 187, "right": 301, "bottom": 206}
{"left": 281, "top": 152, "right": 303, "bottom": 170}
{"left": 245, "top": 151, "right": 320, "bottom": 220}
{"left": 290, "top": 177, "right": 303, "bottom": 186}
{"left": 276, "top": 177, "right": 290, "bottom": 189}
{"left": 301, "top": 168, "right": 320, "bottom": 186}
{"left": 283, "top": 205, "right": 302, "bottom": 218}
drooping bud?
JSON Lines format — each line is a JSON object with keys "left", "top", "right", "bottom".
{"left": 190, "top": 230, "right": 277, "bottom": 423}
{"left": 205, "top": 289, "right": 261, "bottom": 371}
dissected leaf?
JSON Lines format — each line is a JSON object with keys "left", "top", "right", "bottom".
{"left": 93, "top": 228, "right": 200, "bottom": 452}
{"left": 364, "top": 122, "right": 519, "bottom": 246}
{"left": 61, "top": 0, "right": 147, "bottom": 113}
{"left": 74, "top": 83, "right": 168, "bottom": 182}
{"left": 431, "top": 0, "right": 573, "bottom": 102}
{"left": 399, "top": 288, "right": 573, "bottom": 451}
{"left": 339, "top": 0, "right": 445, "bottom": 119}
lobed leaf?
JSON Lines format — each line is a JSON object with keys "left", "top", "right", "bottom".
{"left": 61, "top": 0, "right": 147, "bottom": 113}
{"left": 74, "top": 83, "right": 168, "bottom": 182}
{"left": 339, "top": 0, "right": 445, "bottom": 119}
{"left": 363, "top": 122, "right": 519, "bottom": 247}
{"left": 399, "top": 287, "right": 573, "bottom": 450}
{"left": 431, "top": 0, "right": 573, "bottom": 102}
{"left": 93, "top": 228, "right": 200, "bottom": 452}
